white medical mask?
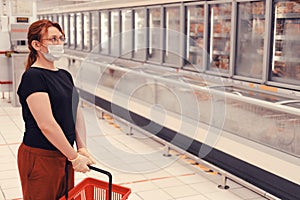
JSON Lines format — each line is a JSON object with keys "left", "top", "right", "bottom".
{"left": 41, "top": 44, "right": 64, "bottom": 62}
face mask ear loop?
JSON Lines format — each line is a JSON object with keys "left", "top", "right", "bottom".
{"left": 38, "top": 42, "right": 50, "bottom": 54}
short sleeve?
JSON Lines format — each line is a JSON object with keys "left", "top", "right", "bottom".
{"left": 17, "top": 69, "right": 48, "bottom": 102}
{"left": 60, "top": 69, "right": 74, "bottom": 85}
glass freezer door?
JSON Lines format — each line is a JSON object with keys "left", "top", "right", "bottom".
{"left": 148, "top": 7, "right": 162, "bottom": 63}
{"left": 186, "top": 5, "right": 205, "bottom": 71}
{"left": 121, "top": 9, "right": 133, "bottom": 58}
{"left": 69, "top": 13, "right": 75, "bottom": 48}
{"left": 164, "top": 6, "right": 181, "bottom": 66}
{"left": 133, "top": 9, "right": 146, "bottom": 61}
{"left": 100, "top": 12, "right": 109, "bottom": 54}
{"left": 83, "top": 12, "right": 90, "bottom": 51}
{"left": 76, "top": 13, "right": 82, "bottom": 50}
{"left": 271, "top": 0, "right": 300, "bottom": 85}
{"left": 235, "top": 1, "right": 265, "bottom": 79}
{"left": 91, "top": 11, "right": 100, "bottom": 51}
{"left": 110, "top": 10, "right": 120, "bottom": 57}
{"left": 208, "top": 3, "right": 232, "bottom": 73}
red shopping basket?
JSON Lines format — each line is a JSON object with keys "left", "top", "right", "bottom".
{"left": 60, "top": 166, "right": 131, "bottom": 200}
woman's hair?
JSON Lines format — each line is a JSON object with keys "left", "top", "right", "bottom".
{"left": 25, "top": 19, "right": 65, "bottom": 70}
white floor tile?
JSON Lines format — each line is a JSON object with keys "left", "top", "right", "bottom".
{"left": 175, "top": 194, "right": 209, "bottom": 200}
{"left": 0, "top": 191, "right": 5, "bottom": 200}
{"left": 0, "top": 178, "right": 21, "bottom": 190}
{"left": 230, "top": 187, "right": 263, "bottom": 199}
{"left": 152, "top": 177, "right": 183, "bottom": 188}
{"left": 1, "top": 187, "right": 22, "bottom": 200}
{"left": 190, "top": 181, "right": 220, "bottom": 194}
{"left": 203, "top": 190, "right": 243, "bottom": 200}
{"left": 0, "top": 170, "right": 19, "bottom": 180}
{"left": 137, "top": 189, "right": 173, "bottom": 200}
{"left": 126, "top": 193, "right": 143, "bottom": 200}
{"left": 176, "top": 173, "right": 210, "bottom": 184}
{"left": 163, "top": 185, "right": 199, "bottom": 199}
{"left": 127, "top": 181, "right": 158, "bottom": 192}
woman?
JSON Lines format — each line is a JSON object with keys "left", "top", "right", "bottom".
{"left": 17, "top": 19, "right": 96, "bottom": 200}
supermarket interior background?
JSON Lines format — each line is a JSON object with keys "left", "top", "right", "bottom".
{"left": 0, "top": 0, "right": 300, "bottom": 199}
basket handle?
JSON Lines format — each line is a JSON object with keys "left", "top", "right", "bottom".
{"left": 88, "top": 165, "right": 112, "bottom": 200}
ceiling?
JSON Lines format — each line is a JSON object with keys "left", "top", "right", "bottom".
{"left": 35, "top": 0, "right": 181, "bottom": 14}
{"left": 36, "top": 0, "right": 92, "bottom": 8}
{"left": 36, "top": 0, "right": 123, "bottom": 13}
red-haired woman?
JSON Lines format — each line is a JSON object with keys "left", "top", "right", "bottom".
{"left": 17, "top": 19, "right": 96, "bottom": 200}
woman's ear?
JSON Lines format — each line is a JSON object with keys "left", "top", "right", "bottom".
{"left": 31, "top": 40, "right": 41, "bottom": 51}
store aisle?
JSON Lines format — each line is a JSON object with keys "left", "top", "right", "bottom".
{"left": 0, "top": 93, "right": 269, "bottom": 200}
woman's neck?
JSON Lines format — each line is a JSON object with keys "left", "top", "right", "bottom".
{"left": 33, "top": 59, "right": 58, "bottom": 71}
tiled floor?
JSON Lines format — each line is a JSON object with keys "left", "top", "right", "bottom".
{"left": 0, "top": 92, "right": 270, "bottom": 200}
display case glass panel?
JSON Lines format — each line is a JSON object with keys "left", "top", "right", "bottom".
{"left": 121, "top": 9, "right": 133, "bottom": 58}
{"left": 52, "top": 15, "right": 58, "bottom": 22}
{"left": 271, "top": 0, "right": 300, "bottom": 85}
{"left": 83, "top": 12, "right": 90, "bottom": 51}
{"left": 133, "top": 9, "right": 146, "bottom": 60}
{"left": 148, "top": 7, "right": 162, "bottom": 63}
{"left": 110, "top": 10, "right": 120, "bottom": 57}
{"left": 235, "top": 1, "right": 265, "bottom": 79}
{"left": 164, "top": 6, "right": 181, "bottom": 66}
{"left": 91, "top": 11, "right": 100, "bottom": 51}
{"left": 63, "top": 14, "right": 69, "bottom": 47}
{"left": 208, "top": 3, "right": 231, "bottom": 73}
{"left": 58, "top": 15, "right": 63, "bottom": 28}
{"left": 69, "top": 13, "right": 75, "bottom": 48}
{"left": 76, "top": 13, "right": 82, "bottom": 49}
{"left": 186, "top": 5, "right": 205, "bottom": 70}
{"left": 100, "top": 12, "right": 109, "bottom": 54}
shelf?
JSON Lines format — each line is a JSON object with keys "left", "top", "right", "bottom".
{"left": 274, "top": 56, "right": 300, "bottom": 63}
{"left": 276, "top": 13, "right": 300, "bottom": 19}
{"left": 189, "top": 46, "right": 203, "bottom": 54}
{"left": 213, "top": 15, "right": 231, "bottom": 20}
{"left": 213, "top": 50, "right": 229, "bottom": 56}
{"left": 190, "top": 18, "right": 204, "bottom": 23}
{"left": 240, "top": 14, "right": 265, "bottom": 20}
{"left": 151, "top": 18, "right": 161, "bottom": 22}
{"left": 242, "top": 33, "right": 264, "bottom": 40}
{"left": 190, "top": 32, "right": 204, "bottom": 38}
{"left": 275, "top": 35, "right": 300, "bottom": 41}
{"left": 213, "top": 33, "right": 230, "bottom": 38}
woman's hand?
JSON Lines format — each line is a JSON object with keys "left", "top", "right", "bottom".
{"left": 77, "top": 148, "right": 97, "bottom": 165}
{"left": 69, "top": 154, "right": 90, "bottom": 173}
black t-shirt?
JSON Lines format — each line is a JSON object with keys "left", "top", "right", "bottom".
{"left": 17, "top": 67, "right": 79, "bottom": 150}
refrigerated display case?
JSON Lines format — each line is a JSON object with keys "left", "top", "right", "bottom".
{"left": 69, "top": 13, "right": 75, "bottom": 48}
{"left": 148, "top": 7, "right": 162, "bottom": 63}
{"left": 58, "top": 15, "right": 63, "bottom": 29}
{"left": 110, "top": 10, "right": 120, "bottom": 57}
{"left": 91, "top": 11, "right": 100, "bottom": 51}
{"left": 76, "top": 12, "right": 82, "bottom": 49}
{"left": 63, "top": 14, "right": 70, "bottom": 47}
{"left": 121, "top": 9, "right": 133, "bottom": 59}
{"left": 83, "top": 12, "right": 90, "bottom": 51}
{"left": 272, "top": 0, "right": 300, "bottom": 85}
{"left": 186, "top": 4, "right": 205, "bottom": 71}
{"left": 100, "top": 11, "right": 109, "bottom": 54}
{"left": 133, "top": 8, "right": 146, "bottom": 61}
{"left": 235, "top": 1, "right": 265, "bottom": 79}
{"left": 208, "top": 2, "right": 232, "bottom": 73}
{"left": 164, "top": 6, "right": 181, "bottom": 66}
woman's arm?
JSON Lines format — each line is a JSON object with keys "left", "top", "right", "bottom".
{"left": 75, "top": 105, "right": 96, "bottom": 164}
{"left": 27, "top": 92, "right": 78, "bottom": 160}
{"left": 75, "top": 106, "right": 86, "bottom": 149}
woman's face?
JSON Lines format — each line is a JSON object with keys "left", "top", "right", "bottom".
{"left": 40, "top": 26, "right": 64, "bottom": 51}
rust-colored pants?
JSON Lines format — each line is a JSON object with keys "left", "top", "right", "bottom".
{"left": 17, "top": 143, "right": 74, "bottom": 200}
